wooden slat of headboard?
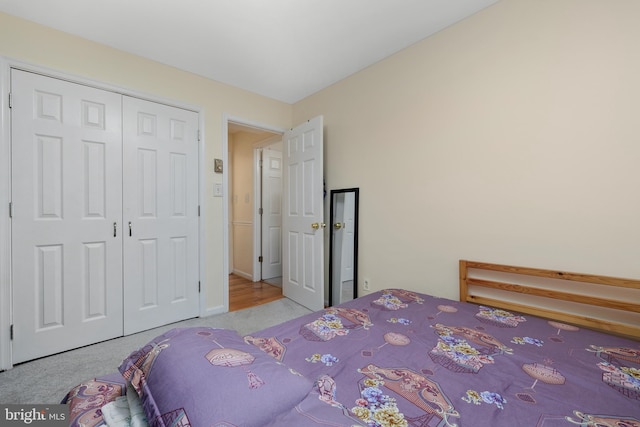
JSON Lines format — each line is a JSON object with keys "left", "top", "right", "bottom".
{"left": 461, "top": 260, "right": 639, "bottom": 289}
{"left": 465, "top": 277, "right": 640, "bottom": 313}
{"left": 459, "top": 260, "right": 640, "bottom": 340}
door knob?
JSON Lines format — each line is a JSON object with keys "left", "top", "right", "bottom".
{"left": 311, "top": 222, "right": 326, "bottom": 230}
{"left": 334, "top": 222, "right": 343, "bottom": 229}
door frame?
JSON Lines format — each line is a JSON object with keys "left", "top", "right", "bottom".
{"left": 0, "top": 57, "right": 207, "bottom": 370}
{"left": 222, "top": 115, "right": 285, "bottom": 308}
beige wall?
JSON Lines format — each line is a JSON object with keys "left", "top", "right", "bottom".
{"left": 0, "top": 12, "right": 293, "bottom": 310}
{"left": 229, "top": 131, "right": 266, "bottom": 278}
{"left": 293, "top": 0, "right": 640, "bottom": 299}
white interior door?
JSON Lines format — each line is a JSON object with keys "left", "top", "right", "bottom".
{"left": 261, "top": 146, "right": 282, "bottom": 280}
{"left": 122, "top": 96, "right": 200, "bottom": 335}
{"left": 11, "top": 69, "right": 123, "bottom": 363}
{"left": 282, "top": 116, "right": 324, "bottom": 311}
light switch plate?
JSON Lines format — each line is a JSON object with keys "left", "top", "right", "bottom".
{"left": 213, "top": 183, "right": 223, "bottom": 197}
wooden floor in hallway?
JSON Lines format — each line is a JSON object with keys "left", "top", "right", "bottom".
{"left": 228, "top": 273, "right": 283, "bottom": 312}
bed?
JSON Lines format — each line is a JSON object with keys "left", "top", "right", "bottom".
{"left": 63, "top": 260, "right": 640, "bottom": 427}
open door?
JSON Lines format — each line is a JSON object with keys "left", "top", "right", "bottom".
{"left": 282, "top": 116, "right": 324, "bottom": 311}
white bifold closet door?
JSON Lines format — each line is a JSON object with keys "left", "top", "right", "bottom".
{"left": 11, "top": 70, "right": 199, "bottom": 363}
{"left": 11, "top": 70, "right": 124, "bottom": 363}
{"left": 122, "top": 96, "right": 199, "bottom": 335}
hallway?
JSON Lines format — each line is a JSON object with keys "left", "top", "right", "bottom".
{"left": 228, "top": 274, "right": 283, "bottom": 311}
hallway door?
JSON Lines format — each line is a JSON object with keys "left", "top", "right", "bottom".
{"left": 282, "top": 116, "right": 324, "bottom": 311}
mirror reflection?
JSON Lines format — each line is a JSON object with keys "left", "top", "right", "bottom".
{"left": 329, "top": 188, "right": 359, "bottom": 306}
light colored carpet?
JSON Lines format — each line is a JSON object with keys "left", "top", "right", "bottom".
{"left": 0, "top": 298, "right": 311, "bottom": 405}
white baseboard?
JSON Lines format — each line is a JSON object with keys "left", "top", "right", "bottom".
{"left": 201, "top": 304, "right": 226, "bottom": 317}
{"left": 231, "top": 270, "right": 252, "bottom": 280}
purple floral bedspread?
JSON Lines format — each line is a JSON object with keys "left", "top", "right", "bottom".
{"left": 64, "top": 289, "right": 640, "bottom": 427}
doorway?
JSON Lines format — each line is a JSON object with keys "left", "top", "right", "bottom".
{"left": 223, "top": 115, "right": 325, "bottom": 313}
{"left": 226, "top": 120, "right": 283, "bottom": 309}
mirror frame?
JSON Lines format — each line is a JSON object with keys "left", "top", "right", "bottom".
{"left": 328, "top": 188, "right": 359, "bottom": 306}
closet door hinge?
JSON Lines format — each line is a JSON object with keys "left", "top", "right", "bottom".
{"left": 198, "top": 205, "right": 200, "bottom": 217}
{"left": 10, "top": 324, "right": 13, "bottom": 340}
{"left": 258, "top": 207, "right": 263, "bottom": 215}
{"left": 8, "top": 202, "right": 13, "bottom": 218}
{"left": 258, "top": 256, "right": 263, "bottom": 263}
{"left": 197, "top": 130, "right": 201, "bottom": 142}
{"left": 198, "top": 281, "right": 201, "bottom": 293}
{"left": 8, "top": 92, "right": 12, "bottom": 109}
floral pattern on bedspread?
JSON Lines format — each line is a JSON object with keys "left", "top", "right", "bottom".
{"left": 475, "top": 306, "right": 526, "bottom": 328}
{"left": 247, "top": 289, "right": 640, "bottom": 426}
{"left": 589, "top": 345, "right": 640, "bottom": 400}
{"left": 371, "top": 289, "right": 424, "bottom": 311}
{"left": 429, "top": 323, "right": 513, "bottom": 373}
{"left": 300, "top": 307, "right": 372, "bottom": 342}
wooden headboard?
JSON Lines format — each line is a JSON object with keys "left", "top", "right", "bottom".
{"left": 459, "top": 260, "right": 640, "bottom": 340}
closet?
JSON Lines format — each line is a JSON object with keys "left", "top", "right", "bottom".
{"left": 10, "top": 70, "right": 200, "bottom": 363}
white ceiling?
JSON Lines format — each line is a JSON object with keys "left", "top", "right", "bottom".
{"left": 0, "top": 0, "right": 498, "bottom": 103}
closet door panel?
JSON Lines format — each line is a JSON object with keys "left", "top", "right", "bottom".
{"left": 122, "top": 96, "right": 199, "bottom": 334}
{"left": 11, "top": 70, "right": 123, "bottom": 363}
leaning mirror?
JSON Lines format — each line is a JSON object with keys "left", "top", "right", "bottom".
{"left": 329, "top": 188, "right": 359, "bottom": 306}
